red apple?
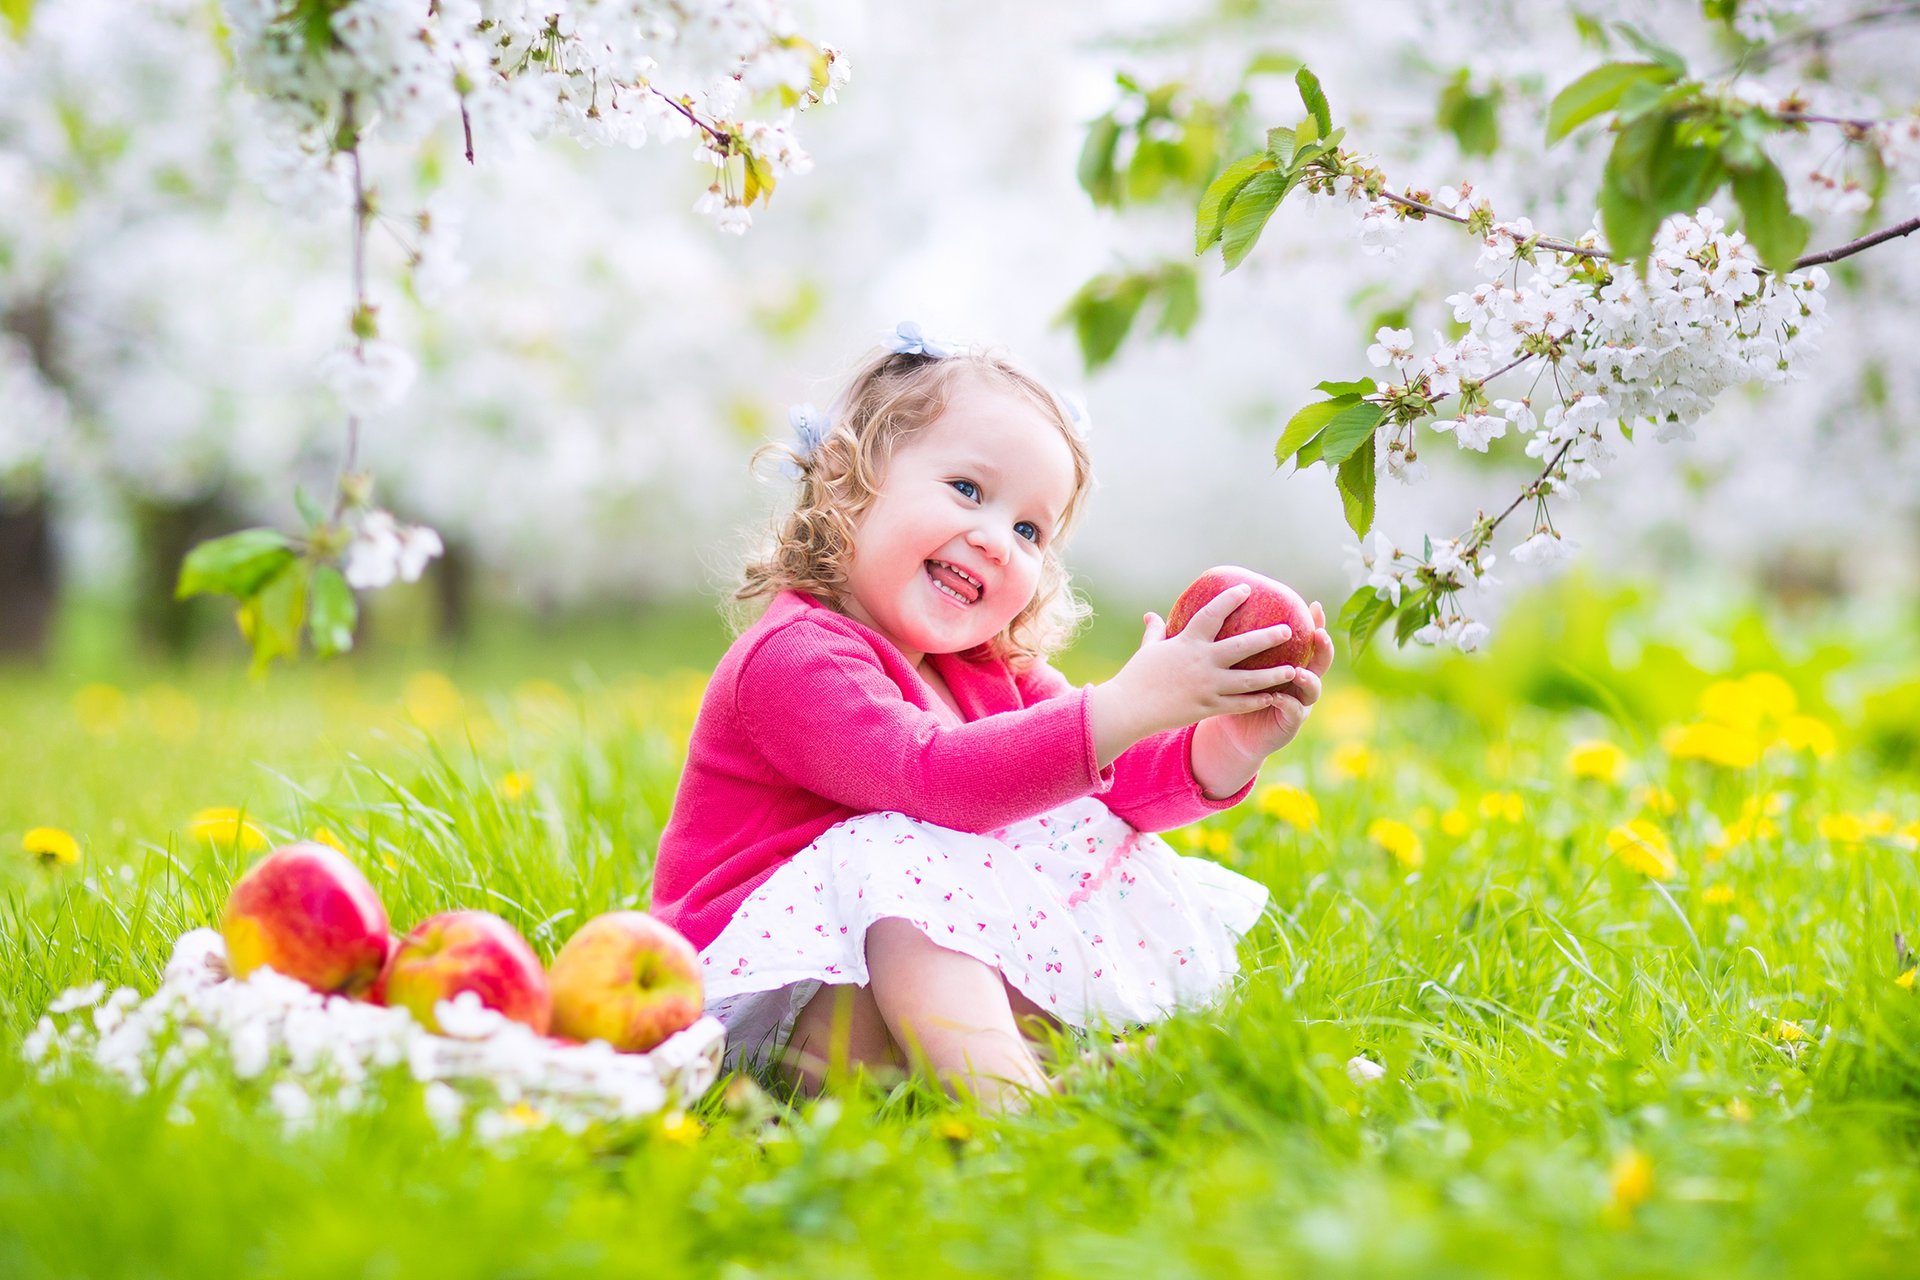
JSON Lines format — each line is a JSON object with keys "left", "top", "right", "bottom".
{"left": 221, "top": 842, "right": 391, "bottom": 996}
{"left": 1165, "top": 566, "right": 1315, "bottom": 670}
{"left": 378, "top": 910, "right": 552, "bottom": 1035}
{"left": 548, "top": 912, "right": 702, "bottom": 1053}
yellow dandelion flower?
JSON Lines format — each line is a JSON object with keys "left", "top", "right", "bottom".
{"left": 1606, "top": 1147, "right": 1655, "bottom": 1220}
{"left": 497, "top": 771, "right": 533, "bottom": 801}
{"left": 1175, "top": 826, "right": 1208, "bottom": 851}
{"left": 659, "top": 1110, "right": 704, "bottom": 1145}
{"left": 1662, "top": 721, "right": 1760, "bottom": 769}
{"left": 1773, "top": 714, "right": 1837, "bottom": 758}
{"left": 1773, "top": 1020, "right": 1806, "bottom": 1042}
{"left": 23, "top": 827, "right": 81, "bottom": 867}
{"left": 505, "top": 1102, "right": 548, "bottom": 1129}
{"left": 1700, "top": 884, "right": 1735, "bottom": 906}
{"left": 934, "top": 1117, "right": 973, "bottom": 1143}
{"left": 1567, "top": 739, "right": 1628, "bottom": 784}
{"left": 1605, "top": 820, "right": 1676, "bottom": 878}
{"left": 1863, "top": 811, "right": 1896, "bottom": 837}
{"left": 1478, "top": 790, "right": 1524, "bottom": 824}
{"left": 1895, "top": 968, "right": 1915, "bottom": 990}
{"left": 72, "top": 683, "right": 127, "bottom": 736}
{"left": 403, "top": 671, "right": 464, "bottom": 731}
{"left": 1204, "top": 828, "right": 1231, "bottom": 856}
{"left": 1633, "top": 785, "right": 1679, "bottom": 816}
{"left": 1817, "top": 813, "right": 1866, "bottom": 845}
{"left": 1899, "top": 820, "right": 1920, "bottom": 844}
{"left": 310, "top": 828, "right": 348, "bottom": 853}
{"left": 1700, "top": 675, "right": 1795, "bottom": 732}
{"left": 1367, "top": 818, "right": 1424, "bottom": 870}
{"left": 1255, "top": 784, "right": 1320, "bottom": 831}
{"left": 1439, "top": 808, "right": 1470, "bottom": 838}
{"left": 1726, "top": 1097, "right": 1752, "bottom": 1124}
{"left": 1329, "top": 741, "right": 1376, "bottom": 781}
{"left": 186, "top": 807, "right": 268, "bottom": 851}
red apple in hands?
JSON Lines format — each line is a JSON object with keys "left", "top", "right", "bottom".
{"left": 1166, "top": 566, "right": 1316, "bottom": 670}
{"left": 221, "top": 842, "right": 391, "bottom": 996}
{"left": 378, "top": 910, "right": 552, "bottom": 1035}
{"left": 548, "top": 912, "right": 702, "bottom": 1053}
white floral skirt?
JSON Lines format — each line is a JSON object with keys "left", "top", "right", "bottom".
{"left": 699, "top": 795, "right": 1270, "bottom": 1072}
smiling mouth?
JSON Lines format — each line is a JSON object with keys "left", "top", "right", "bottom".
{"left": 925, "top": 559, "right": 984, "bottom": 606}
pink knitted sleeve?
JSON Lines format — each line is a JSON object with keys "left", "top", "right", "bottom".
{"left": 734, "top": 620, "right": 1115, "bottom": 833}
{"left": 1014, "top": 660, "right": 1255, "bottom": 832}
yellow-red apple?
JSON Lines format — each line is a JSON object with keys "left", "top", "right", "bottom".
{"left": 548, "top": 912, "right": 702, "bottom": 1053}
{"left": 220, "top": 842, "right": 391, "bottom": 996}
{"left": 378, "top": 910, "right": 552, "bottom": 1035}
{"left": 1166, "top": 566, "right": 1315, "bottom": 670}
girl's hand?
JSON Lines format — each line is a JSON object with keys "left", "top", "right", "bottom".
{"left": 1198, "top": 600, "right": 1336, "bottom": 767}
{"left": 1087, "top": 584, "right": 1301, "bottom": 768}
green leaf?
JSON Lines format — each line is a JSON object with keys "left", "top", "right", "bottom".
{"left": 1057, "top": 273, "right": 1151, "bottom": 371}
{"left": 1337, "top": 586, "right": 1396, "bottom": 658}
{"left": 234, "top": 559, "right": 309, "bottom": 677}
{"left": 1264, "top": 127, "right": 1296, "bottom": 168}
{"left": 1610, "top": 21, "right": 1688, "bottom": 74}
{"left": 1154, "top": 266, "right": 1201, "bottom": 337}
{"left": 1394, "top": 590, "right": 1434, "bottom": 645}
{"left": 1242, "top": 51, "right": 1301, "bottom": 81}
{"left": 1194, "top": 153, "right": 1274, "bottom": 254}
{"left": 176, "top": 529, "right": 297, "bottom": 602}
{"left": 1273, "top": 396, "right": 1355, "bottom": 469}
{"left": 1437, "top": 72, "right": 1501, "bottom": 156}
{"left": 1217, "top": 168, "right": 1295, "bottom": 272}
{"left": 1314, "top": 378, "right": 1377, "bottom": 397}
{"left": 1335, "top": 437, "right": 1376, "bottom": 537}
{"left": 2, "top": 0, "right": 35, "bottom": 40}
{"left": 1315, "top": 400, "right": 1388, "bottom": 466}
{"left": 293, "top": 486, "right": 325, "bottom": 531}
{"left": 1730, "top": 157, "right": 1811, "bottom": 271}
{"left": 1599, "top": 112, "right": 1674, "bottom": 264}
{"left": 1076, "top": 113, "right": 1123, "bottom": 206}
{"left": 308, "top": 565, "right": 357, "bottom": 658}
{"left": 1295, "top": 67, "right": 1332, "bottom": 139}
{"left": 1545, "top": 61, "right": 1679, "bottom": 143}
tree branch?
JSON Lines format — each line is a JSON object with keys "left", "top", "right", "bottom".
{"left": 1722, "top": 2, "right": 1920, "bottom": 74}
{"left": 1793, "top": 214, "right": 1920, "bottom": 267}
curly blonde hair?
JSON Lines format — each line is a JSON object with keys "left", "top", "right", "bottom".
{"left": 734, "top": 344, "right": 1095, "bottom": 671}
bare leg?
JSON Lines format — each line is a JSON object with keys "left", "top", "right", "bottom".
{"left": 774, "top": 982, "right": 902, "bottom": 1098}
{"left": 865, "top": 917, "right": 1053, "bottom": 1111}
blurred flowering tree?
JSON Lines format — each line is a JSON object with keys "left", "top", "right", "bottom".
{"left": 1065, "top": 0, "right": 1920, "bottom": 653}
{"left": 0, "top": 0, "right": 845, "bottom": 667}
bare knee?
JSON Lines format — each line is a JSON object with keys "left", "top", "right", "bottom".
{"left": 775, "top": 982, "right": 900, "bottom": 1096}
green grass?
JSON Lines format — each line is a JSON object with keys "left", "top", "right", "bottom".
{"left": 4, "top": 582, "right": 1920, "bottom": 1277}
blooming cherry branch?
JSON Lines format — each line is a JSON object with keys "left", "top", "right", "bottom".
{"left": 1189, "top": 62, "right": 1916, "bottom": 653}
{"left": 177, "top": 1, "right": 848, "bottom": 669}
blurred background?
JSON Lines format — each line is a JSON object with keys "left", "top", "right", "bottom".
{"left": 1, "top": 0, "right": 1916, "bottom": 683}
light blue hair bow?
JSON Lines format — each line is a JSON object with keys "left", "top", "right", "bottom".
{"left": 885, "top": 320, "right": 956, "bottom": 359}
{"left": 781, "top": 402, "right": 831, "bottom": 477}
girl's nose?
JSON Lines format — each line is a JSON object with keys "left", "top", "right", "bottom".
{"left": 966, "top": 523, "right": 1009, "bottom": 564}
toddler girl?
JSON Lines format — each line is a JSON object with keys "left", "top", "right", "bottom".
{"left": 650, "top": 322, "right": 1334, "bottom": 1108}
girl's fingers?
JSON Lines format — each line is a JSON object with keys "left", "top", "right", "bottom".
{"left": 1309, "top": 628, "right": 1336, "bottom": 675}
{"left": 1230, "top": 666, "right": 1295, "bottom": 694}
{"left": 1310, "top": 599, "right": 1326, "bottom": 630}
{"left": 1141, "top": 612, "right": 1166, "bottom": 645}
{"left": 1190, "top": 585, "right": 1253, "bottom": 640}
{"left": 1222, "top": 623, "right": 1292, "bottom": 660}
{"left": 1288, "top": 668, "right": 1323, "bottom": 706}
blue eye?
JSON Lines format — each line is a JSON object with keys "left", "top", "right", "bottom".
{"left": 950, "top": 479, "right": 979, "bottom": 500}
{"left": 1016, "top": 522, "right": 1039, "bottom": 543}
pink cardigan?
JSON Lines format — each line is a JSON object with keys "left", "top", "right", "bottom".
{"left": 649, "top": 590, "right": 1255, "bottom": 952}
